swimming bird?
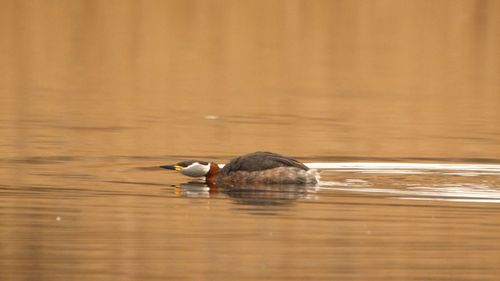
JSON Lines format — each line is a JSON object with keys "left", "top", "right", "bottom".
{"left": 160, "top": 151, "right": 319, "bottom": 187}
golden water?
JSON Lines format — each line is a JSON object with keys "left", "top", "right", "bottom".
{"left": 1, "top": 1, "right": 500, "bottom": 280}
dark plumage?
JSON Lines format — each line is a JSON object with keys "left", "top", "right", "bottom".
{"left": 219, "top": 151, "right": 309, "bottom": 176}
{"left": 177, "top": 160, "right": 209, "bottom": 167}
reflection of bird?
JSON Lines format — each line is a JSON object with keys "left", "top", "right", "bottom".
{"left": 161, "top": 151, "right": 319, "bottom": 186}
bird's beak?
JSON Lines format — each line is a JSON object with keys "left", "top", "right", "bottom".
{"left": 160, "top": 165, "right": 182, "bottom": 171}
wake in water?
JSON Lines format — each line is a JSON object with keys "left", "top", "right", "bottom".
{"left": 312, "top": 162, "right": 500, "bottom": 204}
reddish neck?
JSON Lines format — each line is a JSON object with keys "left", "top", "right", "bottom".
{"left": 205, "top": 163, "right": 220, "bottom": 183}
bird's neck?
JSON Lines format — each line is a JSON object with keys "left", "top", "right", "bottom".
{"left": 205, "top": 162, "right": 220, "bottom": 183}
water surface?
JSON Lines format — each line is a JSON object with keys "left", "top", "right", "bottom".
{"left": 2, "top": 157, "right": 500, "bottom": 280}
{"left": 2, "top": 1, "right": 500, "bottom": 280}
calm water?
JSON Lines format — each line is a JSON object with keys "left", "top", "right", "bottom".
{"left": 2, "top": 1, "right": 500, "bottom": 280}
{"left": 2, "top": 159, "right": 500, "bottom": 280}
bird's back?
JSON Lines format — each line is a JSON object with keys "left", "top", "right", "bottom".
{"left": 219, "top": 151, "right": 309, "bottom": 176}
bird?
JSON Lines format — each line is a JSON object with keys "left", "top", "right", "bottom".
{"left": 160, "top": 151, "right": 319, "bottom": 187}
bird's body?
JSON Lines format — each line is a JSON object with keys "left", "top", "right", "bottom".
{"left": 161, "top": 151, "right": 319, "bottom": 187}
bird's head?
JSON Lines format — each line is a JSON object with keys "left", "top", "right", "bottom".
{"left": 161, "top": 160, "right": 213, "bottom": 178}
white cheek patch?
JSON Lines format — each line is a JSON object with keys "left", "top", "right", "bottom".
{"left": 181, "top": 163, "right": 211, "bottom": 177}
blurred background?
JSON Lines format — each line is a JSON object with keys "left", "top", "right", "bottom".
{"left": 2, "top": 1, "right": 500, "bottom": 281}
{"left": 1, "top": 0, "right": 499, "bottom": 161}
